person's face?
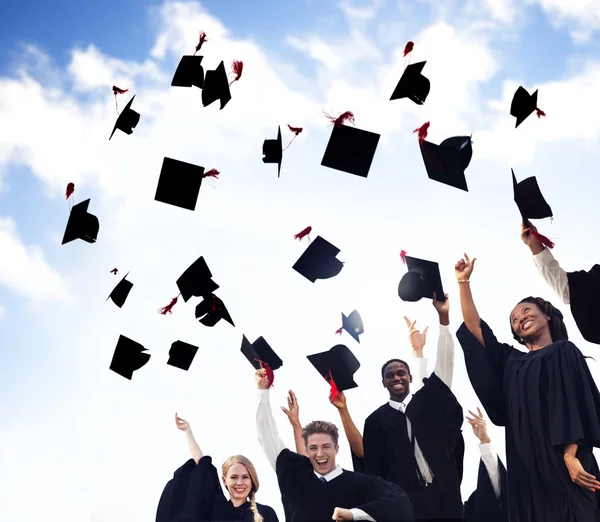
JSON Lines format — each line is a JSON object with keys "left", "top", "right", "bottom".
{"left": 223, "top": 462, "right": 253, "bottom": 503}
{"left": 306, "top": 433, "right": 338, "bottom": 475}
{"left": 382, "top": 361, "right": 412, "bottom": 401}
{"left": 510, "top": 302, "right": 549, "bottom": 342}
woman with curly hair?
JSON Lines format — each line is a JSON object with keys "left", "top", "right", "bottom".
{"left": 454, "top": 253, "right": 600, "bottom": 522}
{"left": 155, "top": 414, "right": 278, "bottom": 522}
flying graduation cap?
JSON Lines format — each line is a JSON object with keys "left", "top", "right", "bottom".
{"left": 241, "top": 335, "right": 283, "bottom": 387}
{"left": 202, "top": 61, "right": 232, "bottom": 109}
{"left": 263, "top": 126, "right": 283, "bottom": 177}
{"left": 336, "top": 310, "right": 364, "bottom": 343}
{"left": 321, "top": 111, "right": 380, "bottom": 178}
{"left": 390, "top": 61, "right": 430, "bottom": 105}
{"left": 109, "top": 95, "right": 141, "bottom": 140}
{"left": 398, "top": 255, "right": 444, "bottom": 302}
{"left": 171, "top": 55, "right": 205, "bottom": 88}
{"left": 62, "top": 199, "right": 100, "bottom": 245}
{"left": 510, "top": 86, "right": 546, "bottom": 128}
{"left": 109, "top": 335, "right": 151, "bottom": 380}
{"left": 307, "top": 344, "right": 360, "bottom": 394}
{"left": 106, "top": 272, "right": 133, "bottom": 308}
{"left": 195, "top": 294, "right": 234, "bottom": 327}
{"left": 166, "top": 340, "right": 199, "bottom": 371}
{"left": 293, "top": 235, "right": 344, "bottom": 283}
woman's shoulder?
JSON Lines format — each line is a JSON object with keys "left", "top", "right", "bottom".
{"left": 256, "top": 502, "right": 278, "bottom": 519}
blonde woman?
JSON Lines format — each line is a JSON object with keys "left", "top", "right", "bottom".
{"left": 156, "top": 414, "right": 279, "bottom": 522}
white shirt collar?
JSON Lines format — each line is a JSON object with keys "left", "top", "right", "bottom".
{"left": 314, "top": 463, "right": 343, "bottom": 481}
{"left": 389, "top": 393, "right": 413, "bottom": 411}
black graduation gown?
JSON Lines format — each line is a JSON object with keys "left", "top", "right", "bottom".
{"left": 456, "top": 320, "right": 600, "bottom": 522}
{"left": 567, "top": 264, "right": 600, "bottom": 345}
{"left": 156, "top": 457, "right": 279, "bottom": 522}
{"left": 463, "top": 455, "right": 508, "bottom": 522}
{"left": 275, "top": 448, "right": 414, "bottom": 522}
{"left": 362, "top": 373, "right": 465, "bottom": 520}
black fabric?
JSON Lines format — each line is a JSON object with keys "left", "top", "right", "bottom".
{"left": 456, "top": 320, "right": 600, "bottom": 522}
{"left": 275, "top": 448, "right": 414, "bottom": 522}
{"left": 567, "top": 265, "right": 600, "bottom": 345}
{"left": 156, "top": 457, "right": 279, "bottom": 522}
{"left": 464, "top": 456, "right": 508, "bottom": 522}
{"left": 362, "top": 373, "right": 464, "bottom": 520}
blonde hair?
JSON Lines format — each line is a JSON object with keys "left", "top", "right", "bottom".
{"left": 222, "top": 455, "right": 263, "bottom": 522}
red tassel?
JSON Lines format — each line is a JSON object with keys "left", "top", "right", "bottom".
{"left": 256, "top": 359, "right": 275, "bottom": 387}
{"left": 110, "top": 268, "right": 118, "bottom": 275}
{"left": 158, "top": 296, "right": 178, "bottom": 315}
{"left": 413, "top": 121, "right": 430, "bottom": 144}
{"left": 327, "top": 370, "right": 340, "bottom": 401}
{"left": 403, "top": 41, "right": 414, "bottom": 57}
{"left": 112, "top": 86, "right": 128, "bottom": 114}
{"left": 210, "top": 295, "right": 220, "bottom": 312}
{"left": 323, "top": 110, "right": 355, "bottom": 128}
{"left": 229, "top": 60, "right": 243, "bottom": 85}
{"left": 65, "top": 182, "right": 75, "bottom": 199}
{"left": 283, "top": 124, "right": 303, "bottom": 150}
{"left": 335, "top": 327, "right": 343, "bottom": 335}
{"left": 195, "top": 31, "right": 208, "bottom": 54}
{"left": 203, "top": 169, "right": 220, "bottom": 179}
{"left": 536, "top": 108, "right": 546, "bottom": 119}
{"left": 531, "top": 230, "right": 555, "bottom": 249}
{"left": 400, "top": 250, "right": 407, "bottom": 264}
{"left": 294, "top": 226, "right": 312, "bottom": 241}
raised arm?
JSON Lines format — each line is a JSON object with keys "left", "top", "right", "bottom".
{"left": 432, "top": 293, "right": 455, "bottom": 389}
{"left": 175, "top": 413, "right": 204, "bottom": 464}
{"left": 404, "top": 316, "right": 429, "bottom": 392}
{"left": 329, "top": 391, "right": 364, "bottom": 458}
{"left": 280, "top": 390, "right": 308, "bottom": 457}
{"left": 455, "top": 253, "right": 485, "bottom": 347}
{"left": 466, "top": 408, "right": 501, "bottom": 499}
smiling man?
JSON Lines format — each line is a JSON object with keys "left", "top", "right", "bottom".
{"left": 254, "top": 370, "right": 415, "bottom": 522}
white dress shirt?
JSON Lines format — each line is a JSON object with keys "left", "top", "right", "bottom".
{"left": 256, "top": 389, "right": 375, "bottom": 521}
{"left": 532, "top": 247, "right": 571, "bottom": 304}
{"left": 479, "top": 443, "right": 501, "bottom": 499}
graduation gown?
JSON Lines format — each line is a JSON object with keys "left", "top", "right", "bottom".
{"left": 567, "top": 264, "right": 600, "bottom": 345}
{"left": 463, "top": 456, "right": 508, "bottom": 522}
{"left": 456, "top": 320, "right": 600, "bottom": 522}
{"left": 156, "top": 457, "right": 279, "bottom": 522}
{"left": 275, "top": 448, "right": 414, "bottom": 522}
{"left": 361, "top": 373, "right": 465, "bottom": 520}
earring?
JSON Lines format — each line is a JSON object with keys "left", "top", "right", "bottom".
{"left": 546, "top": 316, "right": 551, "bottom": 320}
{"left": 520, "top": 338, "right": 524, "bottom": 342}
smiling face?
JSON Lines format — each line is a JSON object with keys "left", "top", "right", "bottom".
{"left": 306, "top": 433, "right": 339, "bottom": 476}
{"left": 382, "top": 361, "right": 412, "bottom": 402}
{"left": 222, "top": 462, "right": 253, "bottom": 503}
{"left": 510, "top": 301, "right": 549, "bottom": 342}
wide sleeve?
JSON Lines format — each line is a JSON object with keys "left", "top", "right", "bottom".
{"left": 355, "top": 475, "right": 415, "bottom": 522}
{"left": 362, "top": 413, "right": 388, "bottom": 479}
{"left": 463, "top": 456, "right": 507, "bottom": 522}
{"left": 456, "top": 320, "right": 519, "bottom": 426}
{"left": 547, "top": 342, "right": 600, "bottom": 448}
{"left": 351, "top": 448, "right": 366, "bottom": 474}
{"left": 275, "top": 448, "right": 313, "bottom": 495}
{"left": 156, "top": 459, "right": 197, "bottom": 522}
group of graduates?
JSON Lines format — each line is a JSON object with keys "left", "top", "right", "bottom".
{"left": 154, "top": 223, "right": 600, "bottom": 522}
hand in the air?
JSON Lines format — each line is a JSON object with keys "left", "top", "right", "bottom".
{"left": 466, "top": 407, "right": 491, "bottom": 444}
{"left": 404, "top": 316, "right": 428, "bottom": 355}
{"left": 520, "top": 220, "right": 544, "bottom": 254}
{"left": 331, "top": 507, "right": 353, "bottom": 520}
{"left": 432, "top": 292, "right": 449, "bottom": 314}
{"left": 329, "top": 389, "right": 347, "bottom": 411}
{"left": 281, "top": 390, "right": 301, "bottom": 426}
{"left": 455, "top": 253, "right": 476, "bottom": 281}
{"left": 175, "top": 413, "right": 190, "bottom": 432}
{"left": 255, "top": 368, "right": 270, "bottom": 390}
{"left": 564, "top": 454, "right": 600, "bottom": 493}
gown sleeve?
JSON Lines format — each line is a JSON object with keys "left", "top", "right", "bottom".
{"left": 354, "top": 474, "right": 415, "bottom": 522}
{"left": 547, "top": 342, "right": 600, "bottom": 448}
{"left": 456, "top": 320, "right": 520, "bottom": 426}
{"left": 156, "top": 459, "right": 197, "bottom": 522}
{"left": 362, "top": 412, "right": 389, "bottom": 479}
{"left": 351, "top": 448, "right": 366, "bottom": 474}
{"left": 463, "top": 456, "right": 507, "bottom": 522}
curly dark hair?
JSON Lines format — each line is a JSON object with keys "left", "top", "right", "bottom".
{"left": 381, "top": 358, "right": 411, "bottom": 379}
{"left": 510, "top": 296, "right": 568, "bottom": 345}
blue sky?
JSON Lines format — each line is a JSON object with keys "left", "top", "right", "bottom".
{"left": 2, "top": 0, "right": 600, "bottom": 520}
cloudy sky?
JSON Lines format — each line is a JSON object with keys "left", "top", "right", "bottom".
{"left": 2, "top": 0, "right": 600, "bottom": 520}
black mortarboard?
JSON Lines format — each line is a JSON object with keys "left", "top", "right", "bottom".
{"left": 512, "top": 169, "right": 552, "bottom": 221}
{"left": 307, "top": 344, "right": 360, "bottom": 391}
{"left": 262, "top": 126, "right": 283, "bottom": 177}
{"left": 154, "top": 157, "right": 207, "bottom": 211}
{"left": 176, "top": 256, "right": 220, "bottom": 303}
{"left": 510, "top": 86, "right": 539, "bottom": 128}
{"left": 62, "top": 199, "right": 100, "bottom": 245}
{"left": 106, "top": 272, "right": 133, "bottom": 308}
{"left": 567, "top": 265, "right": 600, "bottom": 345}
{"left": 293, "top": 235, "right": 344, "bottom": 283}
{"left": 109, "top": 95, "right": 140, "bottom": 140}
{"left": 390, "top": 61, "right": 430, "bottom": 105}
{"left": 419, "top": 136, "right": 472, "bottom": 191}
{"left": 240, "top": 335, "right": 283, "bottom": 371}
{"left": 321, "top": 124, "right": 380, "bottom": 178}
{"left": 171, "top": 55, "right": 205, "bottom": 88}
{"left": 398, "top": 256, "right": 444, "bottom": 302}
{"left": 167, "top": 340, "right": 199, "bottom": 371}
{"left": 109, "top": 335, "right": 151, "bottom": 380}
{"left": 202, "top": 61, "right": 232, "bottom": 110}
{"left": 195, "top": 294, "right": 234, "bottom": 327}
{"left": 341, "top": 310, "right": 364, "bottom": 343}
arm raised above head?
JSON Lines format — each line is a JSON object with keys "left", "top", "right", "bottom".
{"left": 255, "top": 370, "right": 287, "bottom": 471}
{"left": 455, "top": 253, "right": 485, "bottom": 347}
{"left": 175, "top": 413, "right": 204, "bottom": 464}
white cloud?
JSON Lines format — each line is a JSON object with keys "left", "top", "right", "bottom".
{"left": 285, "top": 36, "right": 342, "bottom": 69}
{"left": 528, "top": 0, "right": 600, "bottom": 30}
{"left": 0, "top": 305, "right": 5, "bottom": 320}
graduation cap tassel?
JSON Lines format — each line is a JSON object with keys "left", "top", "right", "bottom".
{"left": 323, "top": 110, "right": 355, "bottom": 128}
{"left": 400, "top": 250, "right": 408, "bottom": 264}
{"left": 327, "top": 370, "right": 340, "bottom": 401}
{"left": 194, "top": 31, "right": 208, "bottom": 55}
{"left": 255, "top": 359, "right": 275, "bottom": 388}
{"left": 110, "top": 268, "right": 119, "bottom": 275}
{"left": 414, "top": 122, "right": 445, "bottom": 171}
{"left": 531, "top": 229, "right": 555, "bottom": 249}
{"left": 403, "top": 41, "right": 414, "bottom": 69}
{"left": 112, "top": 86, "right": 129, "bottom": 115}
{"left": 293, "top": 226, "right": 312, "bottom": 241}
{"left": 158, "top": 294, "right": 180, "bottom": 315}
{"left": 203, "top": 169, "right": 220, "bottom": 179}
{"left": 229, "top": 60, "right": 243, "bottom": 86}
{"left": 283, "top": 124, "right": 303, "bottom": 150}
{"left": 335, "top": 327, "right": 343, "bottom": 335}
{"left": 536, "top": 108, "right": 546, "bottom": 119}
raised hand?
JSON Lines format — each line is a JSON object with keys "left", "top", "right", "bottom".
{"left": 404, "top": 316, "right": 428, "bottom": 355}
{"left": 433, "top": 292, "right": 449, "bottom": 313}
{"left": 255, "top": 368, "right": 270, "bottom": 390}
{"left": 455, "top": 253, "right": 477, "bottom": 282}
{"left": 520, "top": 220, "right": 544, "bottom": 255}
{"left": 329, "top": 389, "right": 347, "bottom": 411}
{"left": 466, "top": 407, "right": 490, "bottom": 444}
{"left": 281, "top": 390, "right": 301, "bottom": 426}
{"left": 175, "top": 413, "right": 190, "bottom": 432}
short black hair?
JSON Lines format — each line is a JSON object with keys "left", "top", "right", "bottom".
{"left": 381, "top": 358, "right": 411, "bottom": 379}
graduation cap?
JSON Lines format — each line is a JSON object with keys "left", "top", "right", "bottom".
{"left": 202, "top": 61, "right": 232, "bottom": 110}
{"left": 293, "top": 235, "right": 344, "bottom": 283}
{"left": 337, "top": 310, "right": 364, "bottom": 343}
{"left": 62, "top": 198, "right": 100, "bottom": 245}
{"left": 155, "top": 157, "right": 210, "bottom": 211}
{"left": 510, "top": 86, "right": 545, "bottom": 128}
{"left": 307, "top": 344, "right": 360, "bottom": 392}
{"left": 567, "top": 265, "right": 600, "bottom": 345}
{"left": 171, "top": 55, "right": 205, "bottom": 88}
{"left": 176, "top": 256, "right": 220, "bottom": 302}
{"left": 419, "top": 135, "right": 472, "bottom": 192}
{"left": 390, "top": 61, "right": 430, "bottom": 105}
{"left": 398, "top": 255, "right": 444, "bottom": 302}
{"left": 106, "top": 272, "right": 133, "bottom": 308}
{"left": 241, "top": 335, "right": 283, "bottom": 387}
{"left": 109, "top": 335, "right": 150, "bottom": 380}
{"left": 166, "top": 341, "right": 199, "bottom": 371}
{"left": 109, "top": 95, "right": 140, "bottom": 140}
{"left": 263, "top": 126, "right": 282, "bottom": 177}
{"left": 195, "top": 294, "right": 235, "bottom": 327}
